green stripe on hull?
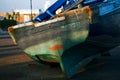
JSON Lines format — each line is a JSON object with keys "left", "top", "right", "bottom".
{"left": 24, "top": 29, "right": 88, "bottom": 62}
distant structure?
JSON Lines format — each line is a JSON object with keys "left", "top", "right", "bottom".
{"left": 13, "top": 9, "right": 42, "bottom": 22}
{"left": 0, "top": 12, "right": 6, "bottom": 19}
{"left": 0, "top": 9, "right": 42, "bottom": 23}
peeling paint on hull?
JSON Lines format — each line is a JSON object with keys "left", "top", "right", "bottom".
{"left": 8, "top": 6, "right": 91, "bottom": 78}
{"left": 8, "top": 7, "right": 91, "bottom": 63}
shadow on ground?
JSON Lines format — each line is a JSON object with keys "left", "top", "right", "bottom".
{"left": 0, "top": 32, "right": 120, "bottom": 80}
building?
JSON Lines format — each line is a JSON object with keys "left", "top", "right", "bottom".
{"left": 13, "top": 9, "right": 42, "bottom": 22}
{"left": 0, "top": 12, "right": 6, "bottom": 18}
{"left": 0, "top": 9, "right": 42, "bottom": 23}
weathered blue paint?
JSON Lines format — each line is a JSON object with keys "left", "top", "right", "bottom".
{"left": 34, "top": 0, "right": 67, "bottom": 22}
{"left": 99, "top": 0, "right": 120, "bottom": 15}
{"left": 34, "top": 0, "right": 120, "bottom": 22}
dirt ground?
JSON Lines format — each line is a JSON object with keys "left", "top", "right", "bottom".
{"left": 0, "top": 33, "right": 66, "bottom": 80}
{"left": 0, "top": 32, "right": 120, "bottom": 80}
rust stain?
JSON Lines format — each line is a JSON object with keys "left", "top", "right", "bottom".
{"left": 49, "top": 44, "right": 64, "bottom": 51}
{"left": 8, "top": 27, "right": 15, "bottom": 32}
{"left": 56, "top": 6, "right": 92, "bottom": 24}
{"left": 8, "top": 27, "right": 17, "bottom": 44}
{"left": 83, "top": 6, "right": 92, "bottom": 24}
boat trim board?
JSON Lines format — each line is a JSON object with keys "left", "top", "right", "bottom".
{"left": 9, "top": 17, "right": 65, "bottom": 29}
{"left": 34, "top": 16, "right": 65, "bottom": 27}
{"left": 13, "top": 22, "right": 33, "bottom": 29}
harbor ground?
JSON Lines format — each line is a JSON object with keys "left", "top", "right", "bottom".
{"left": 0, "top": 31, "right": 120, "bottom": 80}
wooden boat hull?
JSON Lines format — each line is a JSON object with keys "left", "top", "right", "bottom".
{"left": 8, "top": 7, "right": 91, "bottom": 64}
{"left": 60, "top": 2, "right": 120, "bottom": 77}
{"left": 60, "top": 6, "right": 120, "bottom": 78}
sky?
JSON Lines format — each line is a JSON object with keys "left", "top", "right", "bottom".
{"left": 0, "top": 0, "right": 56, "bottom": 12}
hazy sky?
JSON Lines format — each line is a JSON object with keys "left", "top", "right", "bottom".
{"left": 0, "top": 0, "right": 56, "bottom": 12}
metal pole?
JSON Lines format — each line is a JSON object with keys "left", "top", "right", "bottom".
{"left": 30, "top": 0, "right": 32, "bottom": 20}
